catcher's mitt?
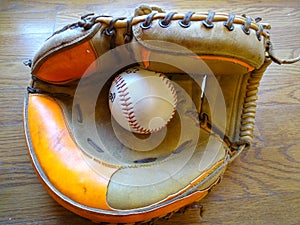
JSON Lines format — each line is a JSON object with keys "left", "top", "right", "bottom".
{"left": 23, "top": 5, "right": 299, "bottom": 224}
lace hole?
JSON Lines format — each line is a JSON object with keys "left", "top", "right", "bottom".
{"left": 124, "top": 34, "right": 133, "bottom": 43}
{"left": 178, "top": 20, "right": 191, "bottom": 28}
{"left": 242, "top": 26, "right": 250, "bottom": 35}
{"left": 202, "top": 21, "right": 214, "bottom": 28}
{"left": 104, "top": 28, "right": 115, "bottom": 36}
{"left": 223, "top": 22, "right": 234, "bottom": 31}
{"left": 158, "top": 20, "right": 171, "bottom": 28}
{"left": 140, "top": 22, "right": 152, "bottom": 29}
{"left": 256, "top": 35, "right": 261, "bottom": 41}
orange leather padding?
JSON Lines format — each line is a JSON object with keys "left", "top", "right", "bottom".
{"left": 27, "top": 94, "right": 117, "bottom": 210}
{"left": 34, "top": 41, "right": 96, "bottom": 83}
{"left": 141, "top": 47, "right": 151, "bottom": 69}
{"left": 197, "top": 55, "right": 255, "bottom": 71}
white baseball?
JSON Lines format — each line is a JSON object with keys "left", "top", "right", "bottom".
{"left": 109, "top": 67, "right": 177, "bottom": 134}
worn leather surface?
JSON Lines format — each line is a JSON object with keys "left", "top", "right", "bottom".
{"left": 24, "top": 7, "right": 275, "bottom": 224}
{"left": 132, "top": 20, "right": 265, "bottom": 69}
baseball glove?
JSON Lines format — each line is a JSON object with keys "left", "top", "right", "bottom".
{"left": 23, "top": 5, "right": 299, "bottom": 224}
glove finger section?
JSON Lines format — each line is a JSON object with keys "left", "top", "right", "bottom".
{"left": 132, "top": 17, "right": 266, "bottom": 71}
{"left": 31, "top": 23, "right": 102, "bottom": 84}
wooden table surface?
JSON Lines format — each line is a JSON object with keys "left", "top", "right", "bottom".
{"left": 1, "top": 0, "right": 299, "bottom": 224}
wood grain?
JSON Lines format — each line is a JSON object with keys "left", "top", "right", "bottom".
{"left": 0, "top": 0, "right": 299, "bottom": 224}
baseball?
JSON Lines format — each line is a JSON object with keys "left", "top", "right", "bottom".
{"left": 109, "top": 67, "right": 177, "bottom": 134}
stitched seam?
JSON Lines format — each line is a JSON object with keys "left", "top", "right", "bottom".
{"left": 239, "top": 59, "right": 272, "bottom": 145}
{"left": 158, "top": 73, "right": 177, "bottom": 128}
{"left": 114, "top": 73, "right": 177, "bottom": 134}
{"left": 114, "top": 75, "right": 149, "bottom": 134}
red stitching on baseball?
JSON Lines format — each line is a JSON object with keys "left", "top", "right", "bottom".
{"left": 113, "top": 72, "right": 177, "bottom": 134}
{"left": 158, "top": 73, "right": 177, "bottom": 126}
{"left": 114, "top": 74, "right": 144, "bottom": 133}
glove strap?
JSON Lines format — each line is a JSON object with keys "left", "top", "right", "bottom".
{"left": 267, "top": 41, "right": 300, "bottom": 64}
